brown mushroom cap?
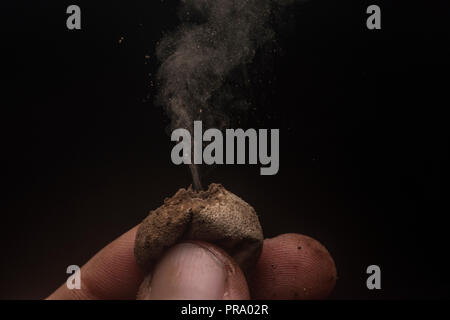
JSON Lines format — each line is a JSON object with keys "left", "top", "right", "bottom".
{"left": 134, "top": 183, "right": 264, "bottom": 274}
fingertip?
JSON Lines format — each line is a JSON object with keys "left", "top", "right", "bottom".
{"left": 249, "top": 233, "right": 337, "bottom": 300}
{"left": 199, "top": 242, "right": 249, "bottom": 300}
{"left": 137, "top": 241, "right": 250, "bottom": 300}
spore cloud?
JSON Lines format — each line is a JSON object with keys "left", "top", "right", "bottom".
{"left": 156, "top": 0, "right": 297, "bottom": 188}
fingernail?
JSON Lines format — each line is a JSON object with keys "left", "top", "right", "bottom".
{"left": 146, "top": 243, "right": 227, "bottom": 300}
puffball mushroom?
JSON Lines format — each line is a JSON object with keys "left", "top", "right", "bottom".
{"left": 134, "top": 183, "right": 264, "bottom": 277}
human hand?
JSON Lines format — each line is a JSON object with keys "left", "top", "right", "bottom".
{"left": 47, "top": 226, "right": 336, "bottom": 300}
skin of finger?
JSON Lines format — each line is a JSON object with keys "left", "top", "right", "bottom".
{"left": 248, "top": 233, "right": 337, "bottom": 300}
{"left": 47, "top": 226, "right": 144, "bottom": 300}
{"left": 182, "top": 241, "right": 250, "bottom": 300}
{"left": 47, "top": 229, "right": 335, "bottom": 300}
{"left": 46, "top": 229, "right": 249, "bottom": 300}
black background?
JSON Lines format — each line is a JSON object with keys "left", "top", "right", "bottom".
{"left": 1, "top": 0, "right": 449, "bottom": 299}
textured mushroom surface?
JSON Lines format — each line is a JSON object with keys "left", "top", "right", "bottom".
{"left": 134, "top": 183, "right": 263, "bottom": 273}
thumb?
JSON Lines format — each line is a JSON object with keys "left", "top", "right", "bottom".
{"left": 137, "top": 241, "right": 250, "bottom": 300}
